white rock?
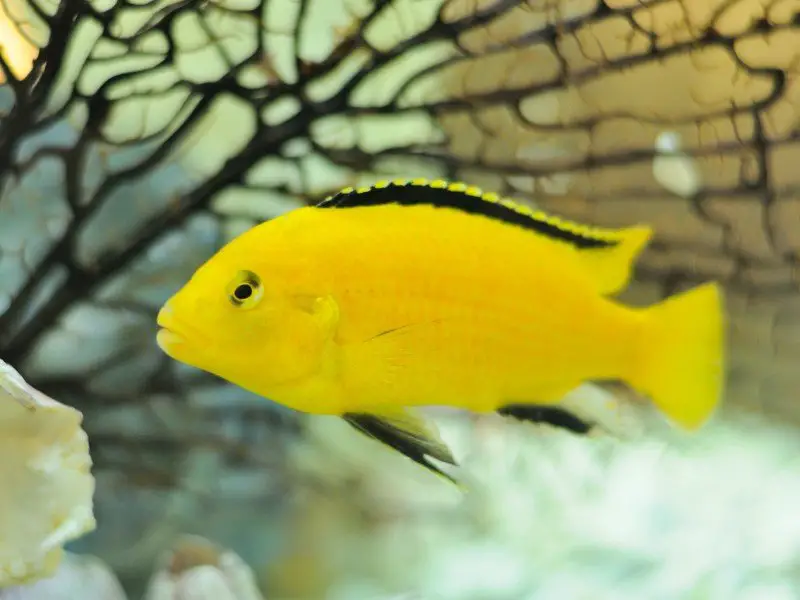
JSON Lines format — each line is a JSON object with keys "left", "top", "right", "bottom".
{"left": 0, "top": 359, "right": 96, "bottom": 587}
{"left": 143, "top": 535, "right": 265, "bottom": 600}
{"left": 652, "top": 131, "right": 702, "bottom": 198}
{"left": 0, "top": 552, "right": 127, "bottom": 600}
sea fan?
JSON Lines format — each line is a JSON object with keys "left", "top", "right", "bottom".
{"left": 0, "top": 0, "right": 798, "bottom": 595}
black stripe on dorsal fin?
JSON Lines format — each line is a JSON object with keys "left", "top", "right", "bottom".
{"left": 316, "top": 178, "right": 620, "bottom": 250}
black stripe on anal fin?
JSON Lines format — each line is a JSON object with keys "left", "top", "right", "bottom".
{"left": 317, "top": 178, "right": 619, "bottom": 250}
{"left": 342, "top": 412, "right": 459, "bottom": 483}
{"left": 497, "top": 404, "right": 593, "bottom": 435}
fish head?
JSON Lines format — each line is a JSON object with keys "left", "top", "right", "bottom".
{"left": 156, "top": 219, "right": 338, "bottom": 395}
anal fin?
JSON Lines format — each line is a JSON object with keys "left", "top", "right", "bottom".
{"left": 342, "top": 408, "right": 459, "bottom": 484}
{"left": 498, "top": 383, "right": 642, "bottom": 439}
{"left": 497, "top": 404, "right": 593, "bottom": 434}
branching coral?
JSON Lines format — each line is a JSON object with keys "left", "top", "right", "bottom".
{"left": 0, "top": 0, "right": 798, "bottom": 429}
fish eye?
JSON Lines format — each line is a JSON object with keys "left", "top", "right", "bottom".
{"left": 227, "top": 270, "right": 263, "bottom": 309}
{"left": 233, "top": 283, "right": 253, "bottom": 301}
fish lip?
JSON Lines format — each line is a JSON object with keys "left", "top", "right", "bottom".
{"left": 156, "top": 304, "right": 212, "bottom": 351}
{"left": 156, "top": 305, "right": 188, "bottom": 349}
{"left": 156, "top": 327, "right": 185, "bottom": 350}
{"left": 156, "top": 306, "right": 175, "bottom": 330}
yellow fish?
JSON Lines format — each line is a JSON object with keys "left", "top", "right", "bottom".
{"left": 156, "top": 179, "right": 725, "bottom": 482}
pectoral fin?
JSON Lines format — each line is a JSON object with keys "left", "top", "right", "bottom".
{"left": 341, "top": 407, "right": 458, "bottom": 484}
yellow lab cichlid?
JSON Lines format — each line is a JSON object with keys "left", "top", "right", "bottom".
{"left": 156, "top": 179, "right": 725, "bottom": 482}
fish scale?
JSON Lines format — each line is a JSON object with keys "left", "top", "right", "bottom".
{"left": 272, "top": 205, "right": 633, "bottom": 413}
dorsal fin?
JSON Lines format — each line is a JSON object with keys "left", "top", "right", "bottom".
{"left": 316, "top": 178, "right": 622, "bottom": 250}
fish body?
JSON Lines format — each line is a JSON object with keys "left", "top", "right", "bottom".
{"left": 157, "top": 179, "right": 725, "bottom": 481}
{"left": 249, "top": 204, "right": 638, "bottom": 413}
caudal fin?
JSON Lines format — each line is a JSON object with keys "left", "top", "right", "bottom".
{"left": 576, "top": 225, "right": 653, "bottom": 296}
{"left": 630, "top": 282, "right": 725, "bottom": 430}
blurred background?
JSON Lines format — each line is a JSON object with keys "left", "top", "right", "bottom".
{"left": 0, "top": 0, "right": 799, "bottom": 598}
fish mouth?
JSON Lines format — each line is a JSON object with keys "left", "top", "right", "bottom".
{"left": 156, "top": 327, "right": 185, "bottom": 350}
{"left": 156, "top": 302, "right": 216, "bottom": 366}
{"left": 156, "top": 304, "right": 188, "bottom": 354}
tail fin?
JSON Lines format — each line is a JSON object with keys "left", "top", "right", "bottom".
{"left": 576, "top": 225, "right": 653, "bottom": 296}
{"left": 630, "top": 282, "right": 725, "bottom": 430}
